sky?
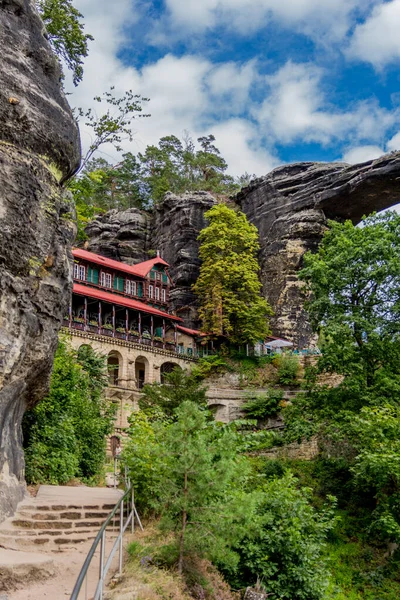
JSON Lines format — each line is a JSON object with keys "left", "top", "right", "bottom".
{"left": 66, "top": 0, "right": 400, "bottom": 178}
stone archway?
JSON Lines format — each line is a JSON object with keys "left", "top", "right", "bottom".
{"left": 135, "top": 355, "right": 149, "bottom": 389}
{"left": 108, "top": 350, "right": 123, "bottom": 386}
{"left": 160, "top": 361, "right": 182, "bottom": 384}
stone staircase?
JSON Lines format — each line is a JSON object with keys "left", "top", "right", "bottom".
{"left": 0, "top": 485, "right": 122, "bottom": 553}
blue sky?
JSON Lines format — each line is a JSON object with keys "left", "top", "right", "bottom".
{"left": 68, "top": 0, "right": 400, "bottom": 177}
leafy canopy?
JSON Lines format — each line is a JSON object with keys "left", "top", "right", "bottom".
{"left": 193, "top": 204, "right": 272, "bottom": 344}
{"left": 23, "top": 340, "right": 115, "bottom": 484}
{"left": 37, "top": 0, "right": 93, "bottom": 85}
{"left": 284, "top": 211, "right": 400, "bottom": 542}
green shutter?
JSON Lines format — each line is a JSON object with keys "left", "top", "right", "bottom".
{"left": 113, "top": 276, "right": 118, "bottom": 290}
{"left": 118, "top": 277, "right": 124, "bottom": 292}
{"left": 162, "top": 274, "right": 168, "bottom": 284}
{"left": 87, "top": 266, "right": 92, "bottom": 282}
{"left": 155, "top": 327, "right": 162, "bottom": 337}
{"left": 150, "top": 270, "right": 156, "bottom": 280}
{"left": 138, "top": 283, "right": 143, "bottom": 297}
{"left": 92, "top": 268, "right": 99, "bottom": 284}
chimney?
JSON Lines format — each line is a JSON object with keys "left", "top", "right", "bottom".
{"left": 156, "top": 250, "right": 160, "bottom": 257}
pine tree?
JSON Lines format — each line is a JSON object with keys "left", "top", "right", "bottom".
{"left": 193, "top": 204, "right": 272, "bottom": 344}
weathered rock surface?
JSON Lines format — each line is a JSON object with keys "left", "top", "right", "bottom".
{"left": 152, "top": 192, "right": 216, "bottom": 327}
{"left": 237, "top": 154, "right": 400, "bottom": 345}
{"left": 0, "top": 0, "right": 80, "bottom": 521}
{"left": 85, "top": 208, "right": 151, "bottom": 264}
{"left": 86, "top": 192, "right": 216, "bottom": 328}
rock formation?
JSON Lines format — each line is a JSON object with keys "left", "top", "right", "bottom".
{"left": 237, "top": 155, "right": 400, "bottom": 345}
{"left": 86, "top": 192, "right": 216, "bottom": 328}
{"left": 85, "top": 154, "right": 400, "bottom": 344}
{"left": 0, "top": 0, "right": 80, "bottom": 520}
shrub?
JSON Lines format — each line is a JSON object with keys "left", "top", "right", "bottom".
{"left": 242, "top": 388, "right": 284, "bottom": 420}
{"left": 274, "top": 353, "right": 300, "bottom": 385}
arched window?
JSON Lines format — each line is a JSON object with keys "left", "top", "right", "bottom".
{"left": 108, "top": 351, "right": 122, "bottom": 386}
{"left": 160, "top": 362, "right": 182, "bottom": 384}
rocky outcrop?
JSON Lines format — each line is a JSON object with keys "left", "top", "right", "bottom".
{"left": 237, "top": 154, "right": 400, "bottom": 346}
{"left": 0, "top": 0, "right": 80, "bottom": 520}
{"left": 85, "top": 208, "right": 151, "bottom": 264}
{"left": 152, "top": 192, "right": 216, "bottom": 327}
{"left": 86, "top": 192, "right": 216, "bottom": 328}
{"left": 85, "top": 158, "right": 400, "bottom": 346}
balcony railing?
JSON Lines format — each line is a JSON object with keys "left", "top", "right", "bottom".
{"left": 63, "top": 320, "right": 198, "bottom": 358}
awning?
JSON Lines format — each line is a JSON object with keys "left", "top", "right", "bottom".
{"left": 265, "top": 339, "right": 294, "bottom": 349}
{"left": 73, "top": 283, "right": 182, "bottom": 322}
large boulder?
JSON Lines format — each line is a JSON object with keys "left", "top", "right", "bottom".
{"left": 0, "top": 0, "right": 80, "bottom": 520}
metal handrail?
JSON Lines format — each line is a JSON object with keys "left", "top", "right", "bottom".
{"left": 70, "top": 482, "right": 143, "bottom": 600}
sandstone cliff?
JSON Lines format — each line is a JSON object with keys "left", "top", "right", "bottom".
{"left": 0, "top": 0, "right": 80, "bottom": 519}
{"left": 85, "top": 153, "right": 400, "bottom": 344}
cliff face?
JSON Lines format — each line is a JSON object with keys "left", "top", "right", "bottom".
{"left": 0, "top": 0, "right": 80, "bottom": 519}
{"left": 237, "top": 155, "right": 400, "bottom": 345}
{"left": 85, "top": 192, "right": 216, "bottom": 328}
{"left": 85, "top": 157, "right": 400, "bottom": 347}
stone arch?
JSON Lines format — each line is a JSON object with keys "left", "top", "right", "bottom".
{"left": 108, "top": 350, "right": 123, "bottom": 386}
{"left": 135, "top": 355, "right": 149, "bottom": 389}
{"left": 160, "top": 361, "right": 182, "bottom": 384}
{"left": 77, "top": 343, "right": 93, "bottom": 358}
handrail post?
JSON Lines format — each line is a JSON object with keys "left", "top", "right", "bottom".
{"left": 119, "top": 499, "right": 124, "bottom": 574}
{"left": 99, "top": 529, "right": 106, "bottom": 600}
{"left": 131, "top": 486, "right": 135, "bottom": 533}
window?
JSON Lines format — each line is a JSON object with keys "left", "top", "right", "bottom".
{"left": 125, "top": 280, "right": 136, "bottom": 295}
{"left": 73, "top": 263, "right": 86, "bottom": 280}
{"left": 148, "top": 285, "right": 154, "bottom": 299}
{"left": 100, "top": 272, "right": 112, "bottom": 288}
{"left": 156, "top": 272, "right": 161, "bottom": 281}
{"left": 162, "top": 289, "right": 166, "bottom": 303}
{"left": 155, "top": 287, "right": 160, "bottom": 301}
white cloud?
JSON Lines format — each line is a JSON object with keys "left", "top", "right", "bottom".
{"left": 255, "top": 61, "right": 398, "bottom": 146}
{"left": 348, "top": 0, "right": 400, "bottom": 68}
{"left": 163, "top": 0, "right": 365, "bottom": 41}
{"left": 387, "top": 131, "right": 400, "bottom": 151}
{"left": 342, "top": 145, "right": 384, "bottom": 164}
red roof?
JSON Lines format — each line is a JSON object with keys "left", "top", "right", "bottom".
{"left": 72, "top": 248, "right": 169, "bottom": 279}
{"left": 73, "top": 283, "right": 182, "bottom": 321}
{"left": 177, "top": 325, "right": 203, "bottom": 337}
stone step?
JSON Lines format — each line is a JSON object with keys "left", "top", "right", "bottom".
{"left": 0, "top": 530, "right": 119, "bottom": 551}
{"left": 11, "top": 518, "right": 115, "bottom": 530}
{"left": 18, "top": 509, "right": 112, "bottom": 521}
{"left": 20, "top": 502, "right": 116, "bottom": 511}
{"left": 0, "top": 548, "right": 55, "bottom": 591}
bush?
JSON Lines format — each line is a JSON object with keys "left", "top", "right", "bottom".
{"left": 191, "top": 354, "right": 231, "bottom": 380}
{"left": 242, "top": 388, "right": 284, "bottom": 420}
{"left": 23, "top": 339, "right": 114, "bottom": 484}
{"left": 274, "top": 353, "right": 300, "bottom": 385}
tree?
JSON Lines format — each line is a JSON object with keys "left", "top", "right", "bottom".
{"left": 124, "top": 402, "right": 256, "bottom": 574}
{"left": 23, "top": 340, "right": 115, "bottom": 484}
{"left": 193, "top": 204, "right": 272, "bottom": 344}
{"left": 37, "top": 0, "right": 93, "bottom": 85}
{"left": 230, "top": 473, "right": 336, "bottom": 600}
{"left": 77, "top": 88, "right": 150, "bottom": 174}
{"left": 139, "top": 368, "right": 207, "bottom": 420}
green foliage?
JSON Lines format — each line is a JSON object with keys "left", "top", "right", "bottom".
{"left": 124, "top": 401, "right": 256, "bottom": 573}
{"left": 77, "top": 89, "right": 150, "bottom": 174}
{"left": 284, "top": 212, "right": 400, "bottom": 539}
{"left": 191, "top": 354, "right": 231, "bottom": 380}
{"left": 139, "top": 368, "right": 207, "bottom": 420}
{"left": 242, "top": 389, "right": 284, "bottom": 420}
{"left": 193, "top": 204, "right": 273, "bottom": 344}
{"left": 38, "top": 0, "right": 93, "bottom": 85}
{"left": 226, "top": 472, "right": 336, "bottom": 600}
{"left": 23, "top": 340, "right": 114, "bottom": 484}
{"left": 273, "top": 353, "right": 300, "bottom": 385}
